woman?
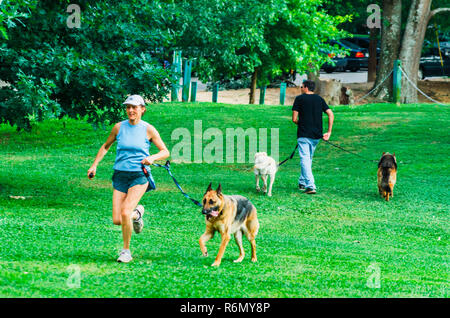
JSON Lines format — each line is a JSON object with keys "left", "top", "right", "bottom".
{"left": 88, "top": 94, "right": 170, "bottom": 263}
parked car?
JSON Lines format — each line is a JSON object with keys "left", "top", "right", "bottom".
{"left": 343, "top": 36, "right": 380, "bottom": 65}
{"left": 321, "top": 50, "right": 347, "bottom": 73}
{"left": 321, "top": 40, "right": 368, "bottom": 73}
{"left": 419, "top": 47, "right": 450, "bottom": 79}
{"left": 343, "top": 37, "right": 380, "bottom": 50}
{"left": 439, "top": 41, "right": 450, "bottom": 51}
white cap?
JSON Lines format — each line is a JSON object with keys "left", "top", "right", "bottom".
{"left": 123, "top": 95, "right": 145, "bottom": 106}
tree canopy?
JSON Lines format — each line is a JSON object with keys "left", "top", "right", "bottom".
{"left": 1, "top": 0, "right": 173, "bottom": 129}
{"left": 0, "top": 0, "right": 351, "bottom": 129}
{"left": 173, "top": 0, "right": 348, "bottom": 101}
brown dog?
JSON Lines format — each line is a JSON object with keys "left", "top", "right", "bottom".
{"left": 199, "top": 183, "right": 259, "bottom": 267}
{"left": 377, "top": 152, "right": 397, "bottom": 201}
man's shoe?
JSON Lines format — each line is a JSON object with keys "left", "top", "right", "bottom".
{"left": 133, "top": 205, "right": 145, "bottom": 234}
{"left": 304, "top": 188, "right": 317, "bottom": 194}
{"left": 298, "top": 184, "right": 306, "bottom": 190}
{"left": 117, "top": 249, "right": 133, "bottom": 263}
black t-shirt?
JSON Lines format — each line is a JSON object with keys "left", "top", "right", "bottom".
{"left": 292, "top": 94, "right": 330, "bottom": 139}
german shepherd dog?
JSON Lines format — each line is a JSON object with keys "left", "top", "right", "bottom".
{"left": 199, "top": 183, "right": 259, "bottom": 267}
{"left": 377, "top": 152, "right": 397, "bottom": 201}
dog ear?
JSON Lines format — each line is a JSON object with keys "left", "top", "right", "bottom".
{"left": 216, "top": 183, "right": 222, "bottom": 195}
{"left": 206, "top": 182, "right": 212, "bottom": 193}
{"left": 382, "top": 152, "right": 386, "bottom": 155}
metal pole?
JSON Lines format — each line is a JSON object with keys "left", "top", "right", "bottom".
{"left": 279, "top": 83, "right": 286, "bottom": 105}
{"left": 259, "top": 86, "right": 266, "bottom": 105}
{"left": 182, "top": 59, "right": 190, "bottom": 102}
{"left": 212, "top": 83, "right": 219, "bottom": 103}
{"left": 171, "top": 51, "right": 182, "bottom": 102}
{"left": 191, "top": 81, "right": 197, "bottom": 102}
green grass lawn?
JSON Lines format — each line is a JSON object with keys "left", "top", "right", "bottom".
{"left": 0, "top": 102, "right": 448, "bottom": 298}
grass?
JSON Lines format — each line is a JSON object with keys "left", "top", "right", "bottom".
{"left": 0, "top": 102, "right": 449, "bottom": 298}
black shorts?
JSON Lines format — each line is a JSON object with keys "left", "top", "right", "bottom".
{"left": 112, "top": 170, "right": 156, "bottom": 194}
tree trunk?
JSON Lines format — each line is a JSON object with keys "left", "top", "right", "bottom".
{"left": 367, "top": 27, "right": 378, "bottom": 82}
{"left": 307, "top": 64, "right": 321, "bottom": 94}
{"left": 249, "top": 68, "right": 258, "bottom": 104}
{"left": 399, "top": 0, "right": 437, "bottom": 103}
{"left": 317, "top": 78, "right": 343, "bottom": 106}
{"left": 373, "top": 0, "right": 402, "bottom": 101}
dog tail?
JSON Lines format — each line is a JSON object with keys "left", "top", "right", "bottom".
{"left": 381, "top": 168, "right": 393, "bottom": 193}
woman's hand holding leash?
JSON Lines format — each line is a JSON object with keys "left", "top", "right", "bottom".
{"left": 322, "top": 132, "right": 331, "bottom": 141}
{"left": 87, "top": 166, "right": 96, "bottom": 179}
{"left": 141, "top": 156, "right": 155, "bottom": 166}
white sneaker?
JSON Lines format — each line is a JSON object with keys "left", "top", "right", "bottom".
{"left": 133, "top": 205, "right": 145, "bottom": 234}
{"left": 117, "top": 249, "right": 132, "bottom": 263}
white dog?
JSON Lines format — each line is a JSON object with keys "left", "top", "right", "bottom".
{"left": 253, "top": 152, "right": 277, "bottom": 197}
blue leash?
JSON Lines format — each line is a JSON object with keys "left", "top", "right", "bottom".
{"left": 141, "top": 140, "right": 377, "bottom": 208}
{"left": 142, "top": 161, "right": 202, "bottom": 207}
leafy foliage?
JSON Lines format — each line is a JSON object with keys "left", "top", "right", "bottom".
{"left": 0, "top": 0, "right": 174, "bottom": 130}
{"left": 173, "top": 0, "right": 349, "bottom": 86}
{"left": 0, "top": 0, "right": 37, "bottom": 40}
{"left": 1, "top": 0, "right": 352, "bottom": 129}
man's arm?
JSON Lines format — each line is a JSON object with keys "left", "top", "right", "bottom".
{"left": 292, "top": 110, "right": 299, "bottom": 124}
{"left": 322, "top": 109, "right": 334, "bottom": 141}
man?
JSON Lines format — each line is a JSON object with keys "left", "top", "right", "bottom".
{"left": 292, "top": 80, "right": 334, "bottom": 194}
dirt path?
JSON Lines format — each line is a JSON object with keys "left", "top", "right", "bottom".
{"left": 185, "top": 79, "right": 449, "bottom": 105}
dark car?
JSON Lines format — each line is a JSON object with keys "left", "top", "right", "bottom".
{"left": 343, "top": 36, "right": 380, "bottom": 65}
{"left": 321, "top": 40, "right": 368, "bottom": 73}
{"left": 321, "top": 51, "right": 347, "bottom": 73}
{"left": 343, "top": 37, "right": 380, "bottom": 51}
{"left": 419, "top": 47, "right": 450, "bottom": 79}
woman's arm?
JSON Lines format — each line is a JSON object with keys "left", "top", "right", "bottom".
{"left": 87, "top": 123, "right": 120, "bottom": 178}
{"left": 141, "top": 125, "right": 170, "bottom": 165}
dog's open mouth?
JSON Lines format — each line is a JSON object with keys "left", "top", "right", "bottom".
{"left": 206, "top": 210, "right": 219, "bottom": 220}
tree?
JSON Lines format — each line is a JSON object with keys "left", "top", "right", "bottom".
{"left": 174, "top": 0, "right": 349, "bottom": 104}
{"left": 0, "top": 0, "right": 175, "bottom": 130}
{"left": 399, "top": 0, "right": 449, "bottom": 103}
{"left": 374, "top": 0, "right": 449, "bottom": 102}
{"left": 372, "top": 0, "right": 402, "bottom": 99}
{"left": 0, "top": 0, "right": 38, "bottom": 40}
{"left": 322, "top": 0, "right": 380, "bottom": 82}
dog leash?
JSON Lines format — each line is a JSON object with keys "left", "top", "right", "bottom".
{"left": 278, "top": 139, "right": 377, "bottom": 167}
{"left": 277, "top": 144, "right": 299, "bottom": 167}
{"left": 144, "top": 140, "right": 376, "bottom": 206}
{"left": 321, "top": 139, "right": 378, "bottom": 163}
{"left": 142, "top": 162, "right": 202, "bottom": 207}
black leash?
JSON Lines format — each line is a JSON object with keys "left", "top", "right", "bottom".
{"left": 277, "top": 139, "right": 377, "bottom": 167}
{"left": 145, "top": 140, "right": 376, "bottom": 207}
{"left": 143, "top": 161, "right": 202, "bottom": 207}
{"left": 278, "top": 144, "right": 299, "bottom": 167}
{"left": 321, "top": 139, "right": 378, "bottom": 163}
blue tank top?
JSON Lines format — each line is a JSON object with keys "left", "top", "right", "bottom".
{"left": 113, "top": 120, "right": 151, "bottom": 171}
